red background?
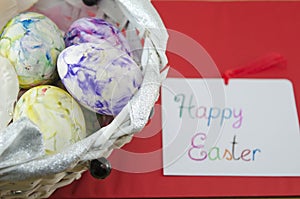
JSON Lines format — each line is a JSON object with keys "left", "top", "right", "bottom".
{"left": 51, "top": 1, "right": 300, "bottom": 198}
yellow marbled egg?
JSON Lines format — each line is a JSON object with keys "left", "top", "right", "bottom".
{"left": 13, "top": 85, "right": 86, "bottom": 154}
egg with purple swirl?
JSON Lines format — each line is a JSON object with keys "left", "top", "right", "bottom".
{"left": 57, "top": 42, "right": 143, "bottom": 116}
{"left": 64, "top": 17, "right": 131, "bottom": 55}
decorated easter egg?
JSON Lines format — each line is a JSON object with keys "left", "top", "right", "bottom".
{"left": 0, "top": 12, "right": 65, "bottom": 88}
{"left": 64, "top": 17, "right": 131, "bottom": 55}
{"left": 57, "top": 42, "right": 143, "bottom": 116}
{"left": 13, "top": 85, "right": 86, "bottom": 154}
{"left": 0, "top": 56, "right": 19, "bottom": 131}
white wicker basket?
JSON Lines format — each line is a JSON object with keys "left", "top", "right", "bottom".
{"left": 0, "top": 0, "right": 168, "bottom": 198}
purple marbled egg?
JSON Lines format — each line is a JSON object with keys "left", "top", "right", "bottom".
{"left": 57, "top": 42, "right": 143, "bottom": 116}
{"left": 64, "top": 17, "right": 131, "bottom": 55}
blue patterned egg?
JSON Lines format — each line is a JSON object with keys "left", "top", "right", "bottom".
{"left": 0, "top": 12, "right": 65, "bottom": 88}
{"left": 57, "top": 42, "right": 143, "bottom": 116}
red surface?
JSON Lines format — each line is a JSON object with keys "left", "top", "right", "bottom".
{"left": 51, "top": 1, "right": 300, "bottom": 198}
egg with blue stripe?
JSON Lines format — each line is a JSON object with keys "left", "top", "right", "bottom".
{"left": 0, "top": 12, "right": 65, "bottom": 88}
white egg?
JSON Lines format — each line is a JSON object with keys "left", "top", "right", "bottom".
{"left": 0, "top": 56, "right": 19, "bottom": 131}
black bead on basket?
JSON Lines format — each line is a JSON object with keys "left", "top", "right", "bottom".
{"left": 89, "top": 157, "right": 112, "bottom": 179}
{"left": 83, "top": 0, "right": 100, "bottom": 6}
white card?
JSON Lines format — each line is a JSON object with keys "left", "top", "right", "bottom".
{"left": 161, "top": 78, "right": 300, "bottom": 176}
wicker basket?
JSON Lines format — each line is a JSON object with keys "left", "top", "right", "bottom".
{"left": 0, "top": 0, "right": 168, "bottom": 198}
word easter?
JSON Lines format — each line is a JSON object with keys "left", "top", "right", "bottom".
{"left": 188, "top": 132, "right": 262, "bottom": 162}
{"left": 174, "top": 94, "right": 243, "bottom": 128}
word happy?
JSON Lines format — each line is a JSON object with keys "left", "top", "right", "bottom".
{"left": 174, "top": 94, "right": 243, "bottom": 128}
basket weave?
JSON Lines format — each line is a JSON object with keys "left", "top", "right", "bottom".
{"left": 0, "top": 0, "right": 168, "bottom": 198}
